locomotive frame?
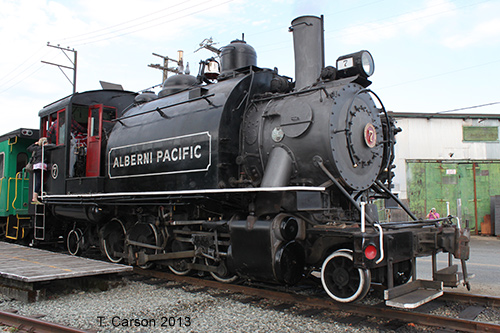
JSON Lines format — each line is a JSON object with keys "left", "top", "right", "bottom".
{"left": 8, "top": 15, "right": 472, "bottom": 308}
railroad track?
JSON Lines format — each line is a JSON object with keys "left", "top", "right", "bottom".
{"left": 132, "top": 268, "right": 500, "bottom": 332}
{"left": 0, "top": 309, "right": 90, "bottom": 333}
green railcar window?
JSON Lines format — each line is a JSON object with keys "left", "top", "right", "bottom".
{"left": 0, "top": 153, "right": 4, "bottom": 178}
{"left": 463, "top": 126, "right": 498, "bottom": 142}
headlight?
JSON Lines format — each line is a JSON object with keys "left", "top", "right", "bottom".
{"left": 336, "top": 50, "right": 374, "bottom": 78}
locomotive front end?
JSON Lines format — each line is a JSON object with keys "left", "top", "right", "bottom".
{"left": 237, "top": 15, "right": 471, "bottom": 307}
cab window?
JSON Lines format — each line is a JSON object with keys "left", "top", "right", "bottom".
{"left": 57, "top": 110, "right": 66, "bottom": 145}
{"left": 45, "top": 109, "right": 65, "bottom": 145}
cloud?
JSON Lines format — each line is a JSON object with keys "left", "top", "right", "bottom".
{"left": 335, "top": 0, "right": 457, "bottom": 45}
{"left": 292, "top": 0, "right": 328, "bottom": 16}
{"left": 443, "top": 18, "right": 500, "bottom": 49}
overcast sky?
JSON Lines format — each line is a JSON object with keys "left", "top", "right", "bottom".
{"left": 0, "top": 0, "right": 499, "bottom": 134}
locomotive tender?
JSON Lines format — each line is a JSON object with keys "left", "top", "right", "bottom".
{"left": 31, "top": 15, "right": 470, "bottom": 307}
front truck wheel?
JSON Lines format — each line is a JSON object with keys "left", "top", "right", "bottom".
{"left": 321, "top": 249, "right": 371, "bottom": 303}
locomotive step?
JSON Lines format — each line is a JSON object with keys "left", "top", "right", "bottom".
{"left": 384, "top": 280, "right": 443, "bottom": 309}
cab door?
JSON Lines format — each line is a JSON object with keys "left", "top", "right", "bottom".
{"left": 86, "top": 105, "right": 116, "bottom": 177}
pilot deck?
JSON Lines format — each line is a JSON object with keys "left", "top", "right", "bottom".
{"left": 0, "top": 241, "right": 132, "bottom": 301}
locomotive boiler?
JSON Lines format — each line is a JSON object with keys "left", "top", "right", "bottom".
{"left": 32, "top": 15, "right": 471, "bottom": 308}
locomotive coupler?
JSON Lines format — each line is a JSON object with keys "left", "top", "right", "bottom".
{"left": 455, "top": 227, "right": 471, "bottom": 290}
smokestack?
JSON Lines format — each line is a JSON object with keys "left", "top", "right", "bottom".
{"left": 290, "top": 15, "right": 325, "bottom": 91}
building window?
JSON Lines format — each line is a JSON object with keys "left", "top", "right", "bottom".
{"left": 463, "top": 126, "right": 498, "bottom": 142}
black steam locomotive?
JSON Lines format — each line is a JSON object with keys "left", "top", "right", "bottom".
{"left": 28, "top": 16, "right": 470, "bottom": 307}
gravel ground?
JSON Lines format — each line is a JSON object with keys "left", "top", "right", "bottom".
{"left": 0, "top": 278, "right": 433, "bottom": 333}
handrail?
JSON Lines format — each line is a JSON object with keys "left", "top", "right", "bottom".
{"left": 11, "top": 171, "right": 29, "bottom": 211}
{"left": 6, "top": 214, "right": 29, "bottom": 240}
{"left": 6, "top": 176, "right": 11, "bottom": 212}
{"left": 113, "top": 93, "right": 215, "bottom": 124}
{"left": 7, "top": 136, "right": 17, "bottom": 153}
{"left": 41, "top": 144, "right": 45, "bottom": 200}
{"left": 0, "top": 177, "right": 4, "bottom": 200}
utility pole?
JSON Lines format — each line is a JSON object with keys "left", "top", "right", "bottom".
{"left": 41, "top": 43, "right": 77, "bottom": 94}
{"left": 148, "top": 50, "right": 184, "bottom": 82}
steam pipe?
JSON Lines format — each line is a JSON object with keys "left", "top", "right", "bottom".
{"left": 261, "top": 147, "right": 293, "bottom": 187}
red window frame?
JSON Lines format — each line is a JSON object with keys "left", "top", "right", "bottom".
{"left": 42, "top": 109, "right": 65, "bottom": 145}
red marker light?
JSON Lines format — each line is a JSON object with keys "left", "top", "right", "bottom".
{"left": 364, "top": 245, "right": 377, "bottom": 260}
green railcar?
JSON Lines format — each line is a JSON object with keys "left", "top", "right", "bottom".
{"left": 0, "top": 128, "right": 39, "bottom": 240}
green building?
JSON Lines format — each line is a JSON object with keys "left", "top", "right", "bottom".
{"left": 388, "top": 112, "right": 500, "bottom": 235}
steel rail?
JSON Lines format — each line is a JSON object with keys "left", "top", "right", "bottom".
{"left": 133, "top": 268, "right": 500, "bottom": 332}
{"left": 0, "top": 310, "right": 90, "bottom": 333}
{"left": 443, "top": 291, "right": 500, "bottom": 307}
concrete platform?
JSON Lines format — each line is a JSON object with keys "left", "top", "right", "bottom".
{"left": 0, "top": 241, "right": 132, "bottom": 301}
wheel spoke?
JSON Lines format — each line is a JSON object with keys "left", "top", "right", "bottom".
{"left": 321, "top": 249, "right": 371, "bottom": 303}
{"left": 168, "top": 239, "right": 193, "bottom": 276}
{"left": 128, "top": 223, "right": 160, "bottom": 269}
{"left": 101, "top": 219, "right": 126, "bottom": 263}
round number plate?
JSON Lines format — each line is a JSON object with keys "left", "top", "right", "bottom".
{"left": 364, "top": 123, "right": 377, "bottom": 148}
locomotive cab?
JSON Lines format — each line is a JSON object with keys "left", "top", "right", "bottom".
{"left": 37, "top": 90, "right": 136, "bottom": 196}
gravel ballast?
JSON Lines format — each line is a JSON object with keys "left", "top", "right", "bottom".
{"left": 0, "top": 279, "right": 411, "bottom": 333}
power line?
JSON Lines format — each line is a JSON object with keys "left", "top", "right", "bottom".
{"left": 256, "top": 0, "right": 490, "bottom": 54}
{"left": 0, "top": 48, "right": 62, "bottom": 95}
{"left": 378, "top": 58, "right": 500, "bottom": 90}
{"left": 323, "top": 0, "right": 491, "bottom": 41}
{"left": 0, "top": 45, "right": 47, "bottom": 88}
{"left": 0, "top": 66, "right": 45, "bottom": 95}
{"left": 436, "top": 101, "right": 500, "bottom": 114}
{"left": 0, "top": 0, "right": 234, "bottom": 94}
{"left": 57, "top": 0, "right": 235, "bottom": 47}
{"left": 56, "top": 2, "right": 190, "bottom": 45}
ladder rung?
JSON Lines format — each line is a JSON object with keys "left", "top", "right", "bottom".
{"left": 34, "top": 203, "right": 46, "bottom": 241}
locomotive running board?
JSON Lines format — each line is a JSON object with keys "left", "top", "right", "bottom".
{"left": 384, "top": 280, "right": 443, "bottom": 309}
{"left": 43, "top": 186, "right": 326, "bottom": 201}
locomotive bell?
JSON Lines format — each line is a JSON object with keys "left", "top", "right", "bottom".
{"left": 205, "top": 59, "right": 220, "bottom": 80}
